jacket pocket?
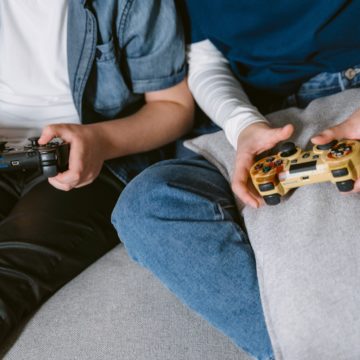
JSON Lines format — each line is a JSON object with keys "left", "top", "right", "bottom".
{"left": 85, "top": 38, "right": 138, "bottom": 118}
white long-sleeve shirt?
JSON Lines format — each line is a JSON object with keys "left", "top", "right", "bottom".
{"left": 188, "top": 40, "right": 270, "bottom": 149}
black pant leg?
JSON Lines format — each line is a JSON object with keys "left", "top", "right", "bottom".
{"left": 0, "top": 171, "right": 123, "bottom": 344}
{"left": 0, "top": 175, "right": 21, "bottom": 221}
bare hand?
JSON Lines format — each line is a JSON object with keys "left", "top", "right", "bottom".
{"left": 231, "top": 122, "right": 294, "bottom": 208}
{"left": 312, "top": 107, "right": 360, "bottom": 192}
{"left": 38, "top": 124, "right": 105, "bottom": 191}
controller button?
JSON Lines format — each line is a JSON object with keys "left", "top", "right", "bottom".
{"left": 279, "top": 142, "right": 297, "bottom": 157}
{"left": 262, "top": 166, "right": 272, "bottom": 173}
{"left": 259, "top": 182, "right": 275, "bottom": 192}
{"left": 336, "top": 180, "right": 354, "bottom": 192}
{"left": 10, "top": 160, "right": 20, "bottom": 167}
{"left": 291, "top": 159, "right": 298, "bottom": 164}
{"left": 302, "top": 152, "right": 310, "bottom": 158}
{"left": 28, "top": 137, "right": 40, "bottom": 147}
{"left": 331, "top": 168, "right": 349, "bottom": 178}
{"left": 265, "top": 157, "right": 275, "bottom": 162}
{"left": 316, "top": 140, "right": 338, "bottom": 151}
{"left": 263, "top": 194, "right": 281, "bottom": 205}
{"left": 332, "top": 150, "right": 344, "bottom": 157}
{"left": 274, "top": 159, "right": 283, "bottom": 166}
{"left": 255, "top": 163, "right": 263, "bottom": 171}
{"left": 312, "top": 154, "right": 320, "bottom": 159}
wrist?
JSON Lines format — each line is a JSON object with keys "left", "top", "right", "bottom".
{"left": 86, "top": 122, "right": 115, "bottom": 160}
{"left": 236, "top": 122, "right": 271, "bottom": 148}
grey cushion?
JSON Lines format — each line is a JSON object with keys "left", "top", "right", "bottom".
{"left": 185, "top": 89, "right": 360, "bottom": 360}
{"left": 2, "top": 245, "right": 250, "bottom": 360}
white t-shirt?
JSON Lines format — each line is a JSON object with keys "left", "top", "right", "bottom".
{"left": 0, "top": 0, "right": 80, "bottom": 146}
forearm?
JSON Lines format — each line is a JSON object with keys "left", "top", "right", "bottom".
{"left": 188, "top": 40, "right": 269, "bottom": 149}
{"left": 88, "top": 99, "right": 194, "bottom": 160}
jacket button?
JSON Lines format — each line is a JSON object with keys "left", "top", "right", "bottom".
{"left": 344, "top": 68, "right": 357, "bottom": 80}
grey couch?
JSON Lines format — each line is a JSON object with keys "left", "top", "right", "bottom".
{"left": 1, "top": 244, "right": 250, "bottom": 360}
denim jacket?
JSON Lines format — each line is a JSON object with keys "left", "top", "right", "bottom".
{"left": 67, "top": 0, "right": 186, "bottom": 183}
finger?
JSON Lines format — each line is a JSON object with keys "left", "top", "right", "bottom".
{"left": 49, "top": 171, "right": 94, "bottom": 190}
{"left": 38, "top": 125, "right": 59, "bottom": 145}
{"left": 52, "top": 139, "right": 85, "bottom": 187}
{"left": 74, "top": 179, "right": 93, "bottom": 189}
{"left": 232, "top": 153, "right": 262, "bottom": 208}
{"left": 51, "top": 169, "right": 81, "bottom": 187}
{"left": 263, "top": 124, "right": 294, "bottom": 151}
{"left": 48, "top": 176, "right": 74, "bottom": 191}
{"left": 311, "top": 128, "right": 339, "bottom": 145}
{"left": 232, "top": 181, "right": 260, "bottom": 208}
{"left": 353, "top": 178, "right": 360, "bottom": 192}
{"left": 274, "top": 123, "right": 294, "bottom": 141}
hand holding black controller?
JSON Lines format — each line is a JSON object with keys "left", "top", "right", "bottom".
{"left": 0, "top": 137, "right": 70, "bottom": 177}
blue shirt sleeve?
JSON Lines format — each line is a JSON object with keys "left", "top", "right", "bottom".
{"left": 122, "top": 0, "right": 186, "bottom": 94}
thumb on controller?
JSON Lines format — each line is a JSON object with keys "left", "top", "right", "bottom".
{"left": 311, "top": 123, "right": 355, "bottom": 145}
{"left": 311, "top": 128, "right": 339, "bottom": 145}
{"left": 267, "top": 123, "right": 294, "bottom": 147}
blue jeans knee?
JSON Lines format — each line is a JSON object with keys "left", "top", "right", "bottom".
{"left": 111, "top": 159, "right": 274, "bottom": 360}
{"left": 111, "top": 158, "right": 240, "bottom": 263}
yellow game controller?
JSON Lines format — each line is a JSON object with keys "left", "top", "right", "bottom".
{"left": 250, "top": 139, "right": 360, "bottom": 205}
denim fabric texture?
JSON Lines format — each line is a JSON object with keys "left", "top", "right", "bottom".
{"left": 67, "top": 0, "right": 186, "bottom": 184}
{"left": 112, "top": 158, "right": 274, "bottom": 360}
{"left": 112, "top": 67, "right": 360, "bottom": 360}
{"left": 287, "top": 65, "right": 360, "bottom": 108}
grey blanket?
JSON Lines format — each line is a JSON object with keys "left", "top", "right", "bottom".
{"left": 185, "top": 89, "right": 360, "bottom": 360}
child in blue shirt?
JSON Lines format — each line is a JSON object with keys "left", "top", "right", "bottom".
{"left": 112, "top": 1, "right": 360, "bottom": 359}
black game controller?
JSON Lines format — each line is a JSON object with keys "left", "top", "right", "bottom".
{"left": 0, "top": 137, "right": 69, "bottom": 177}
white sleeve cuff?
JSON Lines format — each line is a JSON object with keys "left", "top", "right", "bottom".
{"left": 224, "top": 111, "right": 270, "bottom": 150}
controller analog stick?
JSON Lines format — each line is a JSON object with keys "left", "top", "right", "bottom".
{"left": 28, "top": 137, "right": 40, "bottom": 147}
{"left": 279, "top": 142, "right": 297, "bottom": 157}
{"left": 316, "top": 140, "right": 338, "bottom": 151}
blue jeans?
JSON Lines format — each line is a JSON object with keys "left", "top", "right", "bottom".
{"left": 111, "top": 66, "right": 360, "bottom": 360}
{"left": 287, "top": 64, "right": 360, "bottom": 108}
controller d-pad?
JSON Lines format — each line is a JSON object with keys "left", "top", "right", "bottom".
{"left": 265, "top": 157, "right": 275, "bottom": 163}
{"left": 262, "top": 166, "right": 272, "bottom": 173}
